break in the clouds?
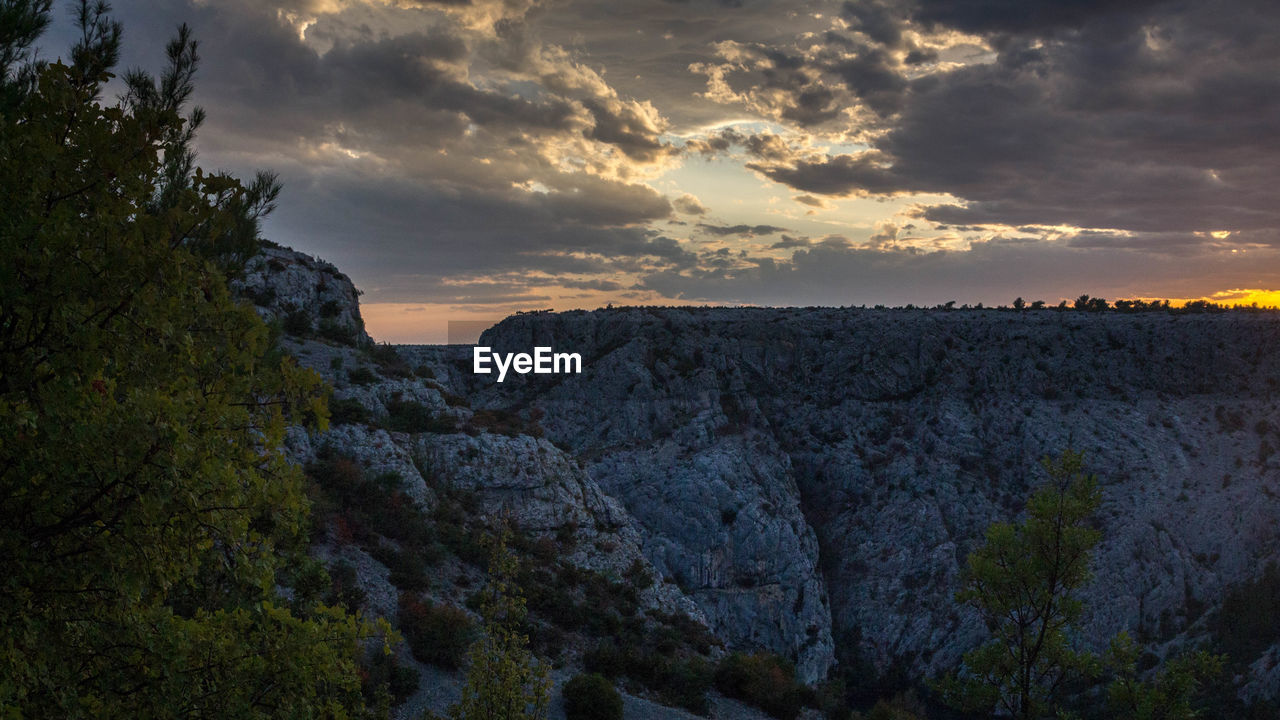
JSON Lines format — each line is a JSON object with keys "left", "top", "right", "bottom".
{"left": 52, "top": 0, "right": 1280, "bottom": 339}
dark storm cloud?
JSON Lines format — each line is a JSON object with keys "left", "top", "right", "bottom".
{"left": 692, "top": 39, "right": 903, "bottom": 126}
{"left": 1064, "top": 231, "right": 1207, "bottom": 252}
{"left": 825, "top": 43, "right": 906, "bottom": 116}
{"left": 47, "top": 0, "right": 707, "bottom": 309}
{"left": 840, "top": 0, "right": 902, "bottom": 47}
{"left": 770, "top": 235, "right": 810, "bottom": 249}
{"left": 538, "top": 177, "right": 673, "bottom": 227}
{"left": 558, "top": 278, "right": 625, "bottom": 291}
{"left": 910, "top": 0, "right": 1170, "bottom": 37}
{"left": 256, "top": 165, "right": 682, "bottom": 302}
{"left": 747, "top": 151, "right": 909, "bottom": 196}
{"left": 696, "top": 223, "right": 787, "bottom": 237}
{"left": 100, "top": 2, "right": 576, "bottom": 159}
{"left": 740, "top": 0, "right": 1280, "bottom": 239}
{"left": 320, "top": 31, "right": 578, "bottom": 131}
{"left": 579, "top": 97, "right": 675, "bottom": 163}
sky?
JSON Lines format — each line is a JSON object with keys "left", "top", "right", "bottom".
{"left": 45, "top": 0, "right": 1280, "bottom": 342}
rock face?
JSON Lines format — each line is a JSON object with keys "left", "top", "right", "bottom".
{"left": 239, "top": 244, "right": 706, "bottom": 631}
{"left": 239, "top": 245, "right": 1280, "bottom": 703}
{"left": 463, "top": 307, "right": 1280, "bottom": 689}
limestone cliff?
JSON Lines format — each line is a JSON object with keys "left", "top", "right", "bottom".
{"left": 245, "top": 244, "right": 1280, "bottom": 712}
{"left": 466, "top": 306, "right": 1280, "bottom": 695}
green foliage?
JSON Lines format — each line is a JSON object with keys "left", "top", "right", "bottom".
{"left": 371, "top": 543, "right": 433, "bottom": 592}
{"left": 320, "top": 299, "right": 344, "bottom": 318}
{"left": 0, "top": 4, "right": 376, "bottom": 715}
{"left": 938, "top": 450, "right": 1102, "bottom": 720}
{"left": 327, "top": 560, "right": 368, "bottom": 614}
{"left": 330, "top": 394, "right": 373, "bottom": 425}
{"left": 319, "top": 317, "right": 360, "bottom": 345}
{"left": 368, "top": 342, "right": 413, "bottom": 378}
{"left": 449, "top": 527, "right": 552, "bottom": 720}
{"left": 399, "top": 596, "right": 475, "bottom": 669}
{"left": 307, "top": 451, "right": 443, "bottom": 584}
{"left": 563, "top": 673, "right": 623, "bottom": 720}
{"left": 360, "top": 646, "right": 421, "bottom": 709}
{"left": 583, "top": 641, "right": 713, "bottom": 715}
{"left": 348, "top": 365, "right": 380, "bottom": 385}
{"left": 284, "top": 308, "right": 314, "bottom": 335}
{"left": 714, "top": 652, "right": 808, "bottom": 720}
{"left": 386, "top": 397, "right": 453, "bottom": 433}
{"left": 1074, "top": 294, "right": 1110, "bottom": 312}
{"left": 1105, "top": 632, "right": 1223, "bottom": 719}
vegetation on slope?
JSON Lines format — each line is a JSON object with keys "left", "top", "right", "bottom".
{"left": 0, "top": 1, "right": 381, "bottom": 715}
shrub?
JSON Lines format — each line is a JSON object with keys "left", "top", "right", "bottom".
{"left": 318, "top": 317, "right": 358, "bottom": 345}
{"left": 623, "top": 559, "right": 654, "bottom": 591}
{"left": 245, "top": 285, "right": 277, "bottom": 306}
{"left": 659, "top": 656, "right": 714, "bottom": 715}
{"left": 347, "top": 366, "right": 379, "bottom": 385}
{"left": 328, "top": 396, "right": 370, "bottom": 425}
{"left": 584, "top": 641, "right": 711, "bottom": 715}
{"left": 286, "top": 557, "right": 331, "bottom": 610}
{"left": 398, "top": 597, "right": 475, "bottom": 669}
{"left": 368, "top": 343, "right": 414, "bottom": 379}
{"left": 715, "top": 652, "right": 806, "bottom": 720}
{"left": 309, "top": 456, "right": 408, "bottom": 538}
{"left": 385, "top": 398, "right": 443, "bottom": 433}
{"left": 283, "top": 309, "right": 313, "bottom": 335}
{"left": 361, "top": 647, "right": 420, "bottom": 707}
{"left": 563, "top": 673, "right": 623, "bottom": 720}
{"left": 319, "top": 299, "right": 343, "bottom": 318}
{"left": 370, "top": 544, "right": 431, "bottom": 592}
{"left": 325, "top": 560, "right": 366, "bottom": 613}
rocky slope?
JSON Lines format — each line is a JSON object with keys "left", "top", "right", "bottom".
{"left": 245, "top": 244, "right": 1280, "bottom": 712}
{"left": 239, "top": 245, "right": 734, "bottom": 719}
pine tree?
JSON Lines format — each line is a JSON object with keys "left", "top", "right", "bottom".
{"left": 1105, "top": 632, "right": 1223, "bottom": 720}
{"left": 450, "top": 527, "right": 552, "bottom": 720}
{"left": 0, "top": 2, "right": 377, "bottom": 715}
{"left": 939, "top": 450, "right": 1102, "bottom": 719}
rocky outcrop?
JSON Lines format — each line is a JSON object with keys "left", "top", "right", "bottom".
{"left": 234, "top": 243, "right": 372, "bottom": 347}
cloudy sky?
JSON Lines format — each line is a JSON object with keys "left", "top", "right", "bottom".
{"left": 48, "top": 0, "right": 1280, "bottom": 341}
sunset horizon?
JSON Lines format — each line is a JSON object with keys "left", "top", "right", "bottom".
{"left": 45, "top": 0, "right": 1280, "bottom": 343}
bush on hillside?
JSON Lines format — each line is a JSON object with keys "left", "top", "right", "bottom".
{"left": 714, "top": 652, "right": 808, "bottom": 720}
{"left": 563, "top": 673, "right": 623, "bottom": 720}
{"left": 399, "top": 597, "right": 474, "bottom": 669}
